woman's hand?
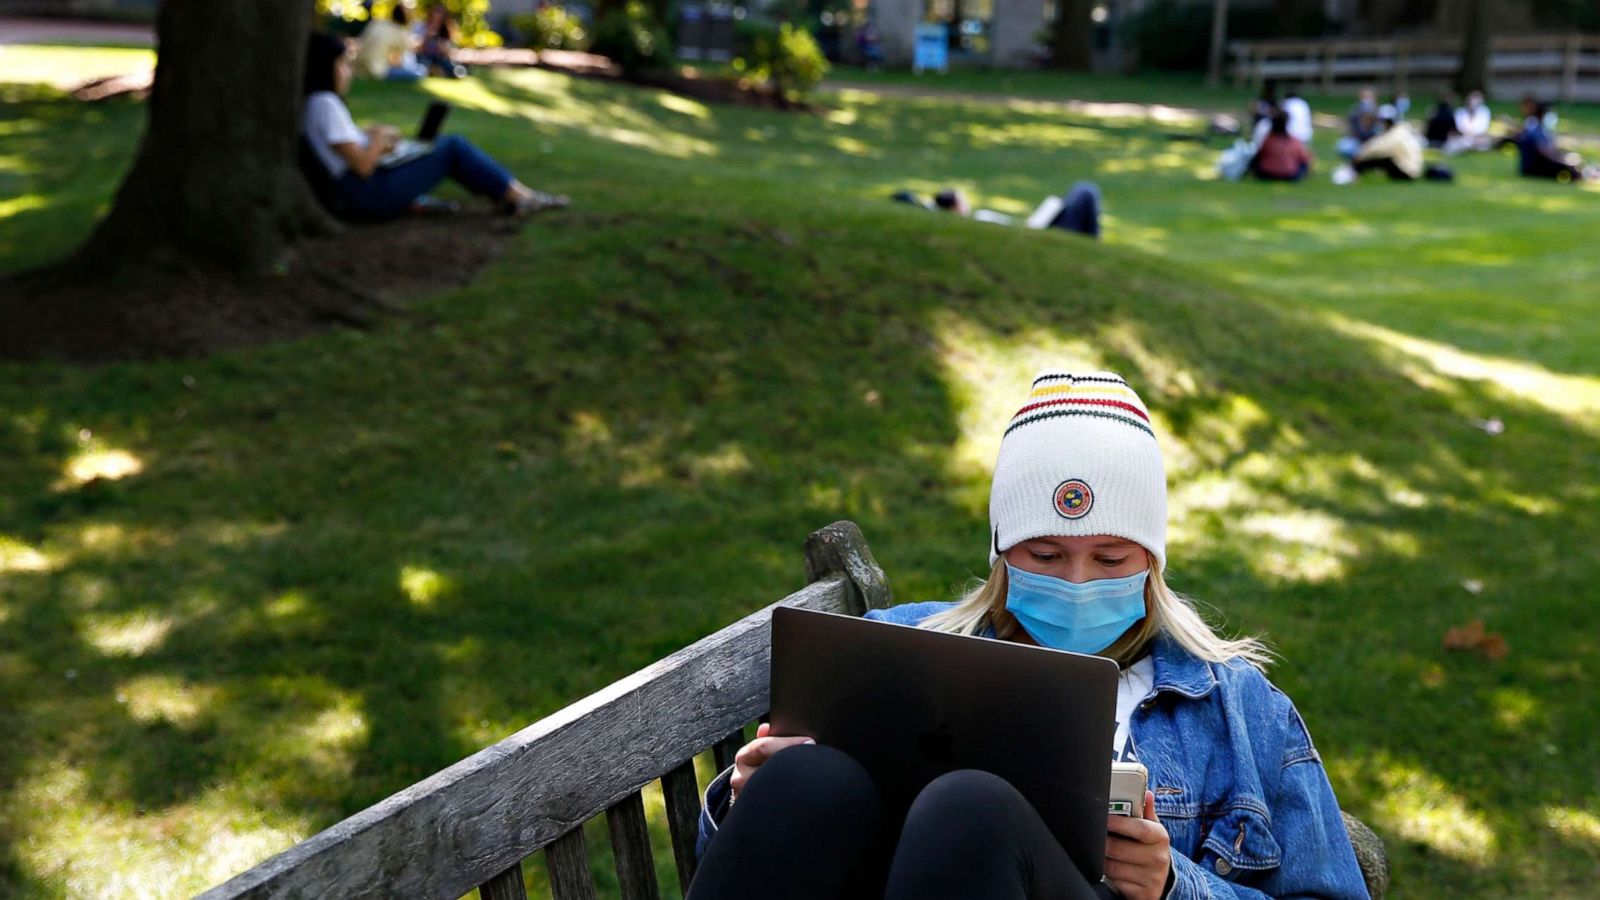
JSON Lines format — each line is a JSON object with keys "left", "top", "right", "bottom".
{"left": 1104, "top": 791, "right": 1172, "bottom": 900}
{"left": 366, "top": 124, "right": 401, "bottom": 152}
{"left": 728, "top": 722, "right": 814, "bottom": 803}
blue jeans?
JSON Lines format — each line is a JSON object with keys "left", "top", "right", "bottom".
{"left": 1051, "top": 181, "right": 1101, "bottom": 238}
{"left": 334, "top": 134, "right": 513, "bottom": 221}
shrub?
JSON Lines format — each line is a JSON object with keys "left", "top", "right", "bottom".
{"left": 733, "top": 21, "right": 829, "bottom": 102}
{"left": 592, "top": 0, "right": 673, "bottom": 77}
{"left": 511, "top": 6, "right": 590, "bottom": 51}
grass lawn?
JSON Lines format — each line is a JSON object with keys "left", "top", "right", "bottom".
{"left": 2, "top": 50, "right": 1599, "bottom": 899}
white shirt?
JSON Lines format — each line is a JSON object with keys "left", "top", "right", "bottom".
{"left": 1112, "top": 656, "right": 1155, "bottom": 762}
{"left": 303, "top": 91, "right": 367, "bottom": 179}
{"left": 1282, "top": 97, "right": 1314, "bottom": 144}
{"left": 1455, "top": 104, "right": 1490, "bottom": 138}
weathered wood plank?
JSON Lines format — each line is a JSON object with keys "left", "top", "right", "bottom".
{"left": 197, "top": 574, "right": 855, "bottom": 900}
{"left": 605, "top": 792, "right": 660, "bottom": 900}
{"left": 478, "top": 862, "right": 529, "bottom": 900}
{"left": 659, "top": 762, "right": 702, "bottom": 895}
{"left": 546, "top": 827, "right": 598, "bottom": 900}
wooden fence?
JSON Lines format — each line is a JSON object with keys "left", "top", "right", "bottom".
{"left": 1229, "top": 34, "right": 1600, "bottom": 103}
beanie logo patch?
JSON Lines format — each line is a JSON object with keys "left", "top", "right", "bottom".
{"left": 1053, "top": 479, "right": 1094, "bottom": 519}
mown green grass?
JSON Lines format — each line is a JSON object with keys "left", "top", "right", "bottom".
{"left": 2, "top": 51, "right": 1599, "bottom": 898}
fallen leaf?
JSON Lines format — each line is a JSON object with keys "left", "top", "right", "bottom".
{"left": 1443, "top": 619, "right": 1485, "bottom": 650}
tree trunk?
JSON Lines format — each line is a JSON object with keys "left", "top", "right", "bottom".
{"left": 1207, "top": 0, "right": 1230, "bottom": 87}
{"left": 1456, "top": 0, "right": 1491, "bottom": 94}
{"left": 77, "top": 0, "right": 333, "bottom": 277}
{"left": 1049, "top": 0, "right": 1093, "bottom": 70}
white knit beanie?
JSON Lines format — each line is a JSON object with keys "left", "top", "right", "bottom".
{"left": 989, "top": 370, "right": 1167, "bottom": 571}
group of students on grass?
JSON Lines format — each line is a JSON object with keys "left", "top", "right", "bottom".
{"left": 1224, "top": 81, "right": 1595, "bottom": 186}
{"left": 352, "top": 1, "right": 466, "bottom": 81}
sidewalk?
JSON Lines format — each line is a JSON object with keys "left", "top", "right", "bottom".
{"left": 0, "top": 16, "right": 154, "bottom": 46}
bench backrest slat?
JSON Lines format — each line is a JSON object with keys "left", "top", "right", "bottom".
{"left": 546, "top": 827, "right": 598, "bottom": 900}
{"left": 659, "top": 762, "right": 704, "bottom": 895}
{"left": 711, "top": 729, "right": 745, "bottom": 774}
{"left": 605, "top": 792, "right": 661, "bottom": 900}
{"left": 478, "top": 863, "right": 530, "bottom": 900}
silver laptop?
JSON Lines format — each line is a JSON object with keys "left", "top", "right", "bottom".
{"left": 769, "top": 605, "right": 1120, "bottom": 882}
{"left": 378, "top": 101, "right": 450, "bottom": 169}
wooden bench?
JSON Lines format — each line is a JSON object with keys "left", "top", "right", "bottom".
{"left": 199, "top": 521, "right": 1389, "bottom": 900}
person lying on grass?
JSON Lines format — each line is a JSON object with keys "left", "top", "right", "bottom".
{"left": 688, "top": 370, "right": 1370, "bottom": 900}
{"left": 892, "top": 183, "right": 1101, "bottom": 238}
{"left": 301, "top": 32, "right": 567, "bottom": 220}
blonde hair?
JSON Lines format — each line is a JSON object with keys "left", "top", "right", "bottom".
{"left": 919, "top": 556, "right": 1274, "bottom": 671}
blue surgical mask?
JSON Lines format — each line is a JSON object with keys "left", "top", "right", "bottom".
{"left": 1004, "top": 563, "right": 1148, "bottom": 655}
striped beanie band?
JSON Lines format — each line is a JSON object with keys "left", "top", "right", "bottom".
{"left": 989, "top": 370, "right": 1167, "bottom": 571}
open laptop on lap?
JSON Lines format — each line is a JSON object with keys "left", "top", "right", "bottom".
{"left": 377, "top": 101, "right": 451, "bottom": 169}
{"left": 769, "top": 605, "right": 1120, "bottom": 883}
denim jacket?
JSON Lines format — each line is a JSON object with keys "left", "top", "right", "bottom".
{"left": 697, "top": 601, "right": 1370, "bottom": 900}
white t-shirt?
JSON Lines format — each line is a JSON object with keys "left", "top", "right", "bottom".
{"left": 303, "top": 91, "right": 367, "bottom": 179}
{"left": 1282, "top": 97, "right": 1314, "bottom": 144}
{"left": 1455, "top": 105, "right": 1491, "bottom": 138}
{"left": 1112, "top": 656, "right": 1155, "bottom": 762}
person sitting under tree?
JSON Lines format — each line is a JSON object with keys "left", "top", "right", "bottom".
{"left": 300, "top": 32, "right": 568, "bottom": 220}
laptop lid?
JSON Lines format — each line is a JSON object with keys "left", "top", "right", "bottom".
{"left": 769, "top": 605, "right": 1120, "bottom": 882}
{"left": 417, "top": 101, "right": 451, "bottom": 141}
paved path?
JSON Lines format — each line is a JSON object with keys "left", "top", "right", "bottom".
{"left": 823, "top": 78, "right": 1215, "bottom": 126}
{"left": 0, "top": 16, "right": 154, "bottom": 46}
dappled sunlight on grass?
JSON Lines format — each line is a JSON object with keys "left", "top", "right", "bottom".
{"left": 15, "top": 759, "right": 310, "bottom": 898}
{"left": 1333, "top": 754, "right": 1499, "bottom": 865}
{"left": 120, "top": 673, "right": 215, "bottom": 726}
{"left": 0, "top": 193, "right": 47, "bottom": 219}
{"left": 927, "top": 311, "right": 1105, "bottom": 493}
{"left": 826, "top": 134, "right": 878, "bottom": 157}
{"left": 655, "top": 93, "right": 711, "bottom": 121}
{"left": 1235, "top": 510, "right": 1357, "bottom": 583}
{"left": 297, "top": 698, "right": 370, "bottom": 779}
{"left": 62, "top": 446, "right": 143, "bottom": 485}
{"left": 1097, "top": 149, "right": 1198, "bottom": 176}
{"left": 0, "top": 534, "right": 56, "bottom": 573}
{"left": 84, "top": 610, "right": 174, "bottom": 657}
{"left": 422, "top": 71, "right": 720, "bottom": 160}
{"left": 1546, "top": 807, "right": 1600, "bottom": 846}
{"left": 399, "top": 564, "right": 452, "bottom": 609}
{"left": 1328, "top": 314, "right": 1600, "bottom": 424}
{"left": 1488, "top": 687, "right": 1542, "bottom": 732}
{"left": 957, "top": 119, "right": 1106, "bottom": 151}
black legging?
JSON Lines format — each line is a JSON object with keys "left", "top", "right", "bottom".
{"left": 1353, "top": 157, "right": 1415, "bottom": 181}
{"left": 687, "top": 744, "right": 1114, "bottom": 900}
